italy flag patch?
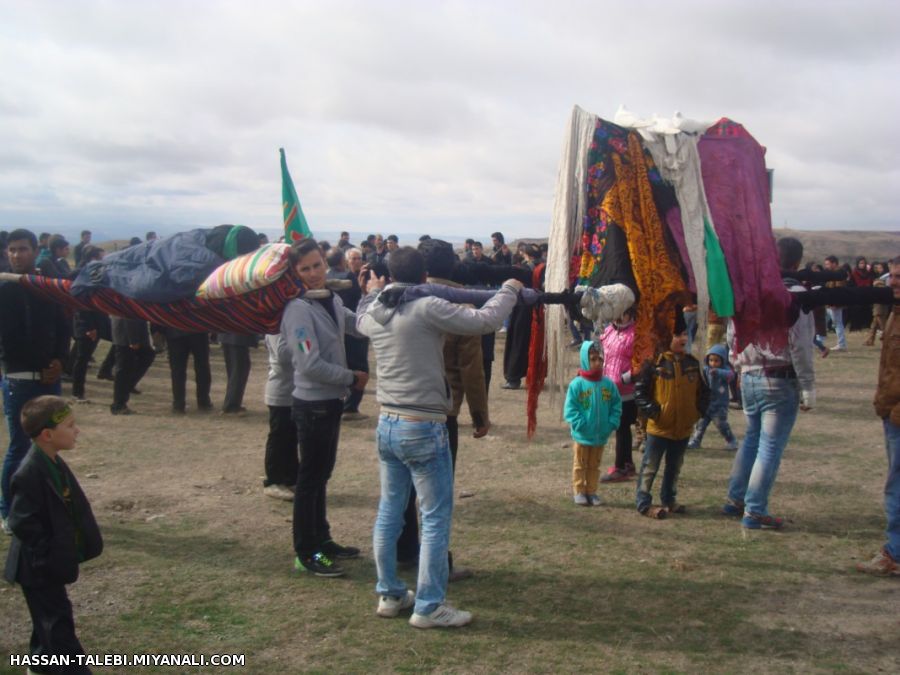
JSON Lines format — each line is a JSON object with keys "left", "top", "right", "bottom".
{"left": 295, "top": 327, "right": 313, "bottom": 353}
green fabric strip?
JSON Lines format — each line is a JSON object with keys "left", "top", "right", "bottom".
{"left": 704, "top": 217, "right": 735, "bottom": 317}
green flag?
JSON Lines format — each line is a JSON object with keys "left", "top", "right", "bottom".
{"left": 280, "top": 148, "right": 312, "bottom": 243}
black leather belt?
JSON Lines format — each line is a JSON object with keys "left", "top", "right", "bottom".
{"left": 746, "top": 366, "right": 796, "bottom": 379}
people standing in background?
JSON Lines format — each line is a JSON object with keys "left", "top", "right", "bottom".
{"left": 73, "top": 230, "right": 91, "bottom": 268}
{"left": 490, "top": 232, "right": 512, "bottom": 265}
{"left": 384, "top": 235, "right": 399, "bottom": 265}
{"left": 37, "top": 235, "right": 72, "bottom": 279}
{"left": 337, "top": 231, "right": 352, "bottom": 250}
{"left": 166, "top": 327, "right": 213, "bottom": 414}
{"left": 109, "top": 316, "right": 155, "bottom": 416}
{"left": 865, "top": 262, "right": 891, "bottom": 346}
{"left": 70, "top": 246, "right": 110, "bottom": 402}
{"left": 34, "top": 233, "right": 51, "bottom": 268}
{"left": 330, "top": 247, "right": 369, "bottom": 421}
{"left": 824, "top": 255, "right": 848, "bottom": 351}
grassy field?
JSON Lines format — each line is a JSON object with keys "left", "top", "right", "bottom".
{"left": 1, "top": 330, "right": 898, "bottom": 674}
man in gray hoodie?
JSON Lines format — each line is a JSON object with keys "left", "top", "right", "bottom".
{"left": 357, "top": 247, "right": 522, "bottom": 629}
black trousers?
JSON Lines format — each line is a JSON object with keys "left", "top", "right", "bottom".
{"left": 95, "top": 347, "right": 115, "bottom": 380}
{"left": 266, "top": 405, "right": 298, "bottom": 487}
{"left": 22, "top": 584, "right": 91, "bottom": 675}
{"left": 222, "top": 344, "right": 251, "bottom": 412}
{"left": 614, "top": 399, "right": 638, "bottom": 470}
{"left": 397, "top": 415, "right": 459, "bottom": 564}
{"left": 503, "top": 305, "right": 532, "bottom": 382}
{"left": 343, "top": 335, "right": 369, "bottom": 413}
{"left": 112, "top": 345, "right": 155, "bottom": 409}
{"left": 481, "top": 332, "right": 495, "bottom": 396}
{"left": 70, "top": 337, "right": 98, "bottom": 398}
{"left": 292, "top": 398, "right": 343, "bottom": 557}
{"left": 167, "top": 333, "right": 212, "bottom": 410}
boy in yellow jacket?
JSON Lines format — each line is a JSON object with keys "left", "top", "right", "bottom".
{"left": 634, "top": 322, "right": 709, "bottom": 518}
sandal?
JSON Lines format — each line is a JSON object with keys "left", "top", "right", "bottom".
{"left": 665, "top": 503, "right": 686, "bottom": 514}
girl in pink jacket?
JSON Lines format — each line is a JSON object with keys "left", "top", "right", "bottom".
{"left": 599, "top": 307, "right": 638, "bottom": 482}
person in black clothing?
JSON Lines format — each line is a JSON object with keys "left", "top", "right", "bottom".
{"left": 490, "top": 232, "right": 512, "bottom": 265}
{"left": 501, "top": 245, "right": 542, "bottom": 390}
{"left": 72, "top": 231, "right": 91, "bottom": 269}
{"left": 109, "top": 317, "right": 155, "bottom": 415}
{"left": 0, "top": 231, "right": 10, "bottom": 272}
{"left": 5, "top": 396, "right": 102, "bottom": 674}
{"left": 219, "top": 332, "right": 258, "bottom": 414}
{"left": 166, "top": 328, "right": 213, "bottom": 414}
{"left": 0, "top": 230, "right": 69, "bottom": 532}
{"left": 327, "top": 248, "right": 369, "bottom": 418}
{"left": 36, "top": 235, "right": 72, "bottom": 279}
{"left": 70, "top": 246, "right": 110, "bottom": 402}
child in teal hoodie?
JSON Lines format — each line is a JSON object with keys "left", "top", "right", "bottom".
{"left": 564, "top": 341, "right": 622, "bottom": 506}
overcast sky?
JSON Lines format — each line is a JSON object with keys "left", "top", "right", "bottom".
{"left": 1, "top": 0, "right": 898, "bottom": 242}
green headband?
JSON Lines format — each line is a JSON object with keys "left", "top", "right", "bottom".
{"left": 46, "top": 405, "right": 72, "bottom": 430}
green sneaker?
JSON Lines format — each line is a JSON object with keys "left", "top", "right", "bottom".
{"left": 320, "top": 539, "right": 361, "bottom": 559}
{"left": 294, "top": 552, "right": 345, "bottom": 577}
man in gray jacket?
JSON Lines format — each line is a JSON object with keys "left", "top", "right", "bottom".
{"left": 357, "top": 247, "right": 522, "bottom": 629}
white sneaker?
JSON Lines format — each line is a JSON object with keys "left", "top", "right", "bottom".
{"left": 263, "top": 484, "right": 294, "bottom": 502}
{"left": 1, "top": 517, "right": 11, "bottom": 536}
{"left": 376, "top": 589, "right": 415, "bottom": 618}
{"left": 409, "top": 603, "right": 473, "bottom": 629}
{"left": 573, "top": 493, "right": 589, "bottom": 506}
{"left": 588, "top": 494, "right": 602, "bottom": 506}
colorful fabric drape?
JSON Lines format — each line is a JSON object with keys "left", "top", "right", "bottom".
{"left": 699, "top": 119, "right": 791, "bottom": 352}
{"left": 14, "top": 272, "right": 305, "bottom": 335}
{"left": 580, "top": 120, "right": 690, "bottom": 366}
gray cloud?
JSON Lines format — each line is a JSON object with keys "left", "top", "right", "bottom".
{"left": 1, "top": 0, "right": 898, "bottom": 240}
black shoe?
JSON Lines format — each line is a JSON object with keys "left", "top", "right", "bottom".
{"left": 500, "top": 380, "right": 521, "bottom": 390}
{"left": 172, "top": 406, "right": 186, "bottom": 415}
{"left": 294, "top": 552, "right": 345, "bottom": 577}
{"left": 319, "top": 539, "right": 361, "bottom": 559}
{"left": 97, "top": 372, "right": 114, "bottom": 381}
{"left": 197, "top": 400, "right": 214, "bottom": 412}
{"left": 131, "top": 387, "right": 142, "bottom": 395}
{"left": 110, "top": 406, "right": 134, "bottom": 416}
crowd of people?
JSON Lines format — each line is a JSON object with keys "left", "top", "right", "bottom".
{"left": 0, "top": 226, "right": 897, "bottom": 668}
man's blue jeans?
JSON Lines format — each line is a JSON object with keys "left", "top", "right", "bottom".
{"left": 373, "top": 414, "right": 453, "bottom": 616}
{"left": 827, "top": 307, "right": 847, "bottom": 349}
{"left": 883, "top": 419, "right": 900, "bottom": 560}
{"left": 726, "top": 372, "right": 799, "bottom": 517}
{"left": 1, "top": 378, "right": 61, "bottom": 518}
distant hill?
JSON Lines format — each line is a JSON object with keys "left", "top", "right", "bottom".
{"left": 773, "top": 229, "right": 899, "bottom": 265}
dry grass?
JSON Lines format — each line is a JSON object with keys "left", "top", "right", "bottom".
{"left": 1, "top": 331, "right": 899, "bottom": 674}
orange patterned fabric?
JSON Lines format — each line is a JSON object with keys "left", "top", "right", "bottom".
{"left": 583, "top": 121, "right": 689, "bottom": 366}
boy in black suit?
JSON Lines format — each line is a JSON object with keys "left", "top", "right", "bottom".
{"left": 4, "top": 396, "right": 103, "bottom": 674}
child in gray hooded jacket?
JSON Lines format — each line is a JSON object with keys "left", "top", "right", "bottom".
{"left": 687, "top": 343, "right": 738, "bottom": 450}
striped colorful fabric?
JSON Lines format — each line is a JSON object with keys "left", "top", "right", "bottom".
{"left": 196, "top": 243, "right": 291, "bottom": 299}
{"left": 18, "top": 272, "right": 305, "bottom": 335}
